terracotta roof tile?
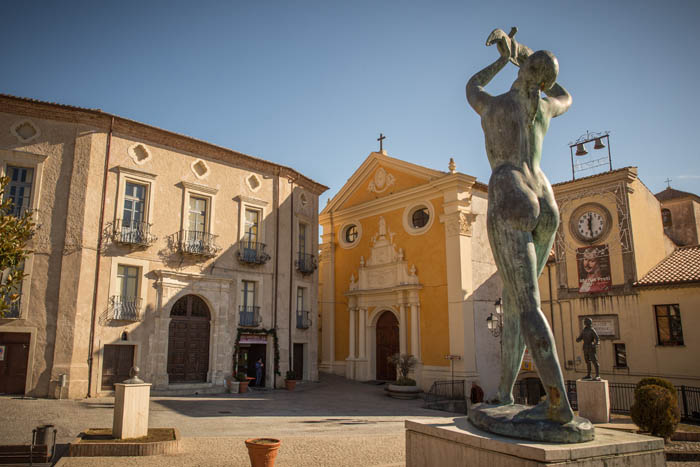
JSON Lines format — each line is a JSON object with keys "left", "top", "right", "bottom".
{"left": 655, "top": 187, "right": 700, "bottom": 203}
{"left": 634, "top": 245, "right": 700, "bottom": 287}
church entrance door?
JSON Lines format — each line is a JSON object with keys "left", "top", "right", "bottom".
{"left": 167, "top": 295, "right": 211, "bottom": 383}
{"left": 376, "top": 311, "right": 399, "bottom": 381}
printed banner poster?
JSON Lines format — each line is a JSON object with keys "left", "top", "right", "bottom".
{"left": 577, "top": 244, "right": 612, "bottom": 293}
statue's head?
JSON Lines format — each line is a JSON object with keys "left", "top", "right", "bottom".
{"left": 583, "top": 317, "right": 593, "bottom": 327}
{"left": 519, "top": 50, "right": 558, "bottom": 91}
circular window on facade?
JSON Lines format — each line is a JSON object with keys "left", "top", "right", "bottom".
{"left": 411, "top": 207, "right": 430, "bottom": 229}
{"left": 345, "top": 224, "right": 358, "bottom": 243}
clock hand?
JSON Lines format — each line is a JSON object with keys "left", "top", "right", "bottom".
{"left": 588, "top": 214, "right": 593, "bottom": 235}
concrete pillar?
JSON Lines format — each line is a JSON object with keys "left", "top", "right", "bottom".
{"left": 348, "top": 307, "right": 356, "bottom": 359}
{"left": 410, "top": 303, "right": 420, "bottom": 359}
{"left": 358, "top": 308, "right": 367, "bottom": 359}
{"left": 399, "top": 304, "right": 407, "bottom": 355}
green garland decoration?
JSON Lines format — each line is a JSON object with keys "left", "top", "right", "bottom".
{"left": 233, "top": 327, "right": 281, "bottom": 376}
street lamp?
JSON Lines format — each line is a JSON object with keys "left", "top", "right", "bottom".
{"left": 486, "top": 298, "right": 503, "bottom": 337}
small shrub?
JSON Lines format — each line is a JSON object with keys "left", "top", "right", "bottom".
{"left": 630, "top": 384, "right": 680, "bottom": 438}
{"left": 636, "top": 377, "right": 677, "bottom": 399}
{"left": 235, "top": 372, "right": 249, "bottom": 382}
{"left": 285, "top": 370, "right": 297, "bottom": 381}
{"left": 388, "top": 353, "right": 417, "bottom": 381}
{"left": 395, "top": 377, "right": 417, "bottom": 386}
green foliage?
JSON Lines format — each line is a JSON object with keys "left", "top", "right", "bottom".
{"left": 395, "top": 377, "right": 417, "bottom": 386}
{"left": 388, "top": 353, "right": 417, "bottom": 381}
{"left": 235, "top": 372, "right": 249, "bottom": 382}
{"left": 285, "top": 370, "right": 297, "bottom": 381}
{"left": 636, "top": 377, "right": 677, "bottom": 398}
{"left": 0, "top": 176, "right": 35, "bottom": 318}
{"left": 233, "top": 327, "right": 280, "bottom": 376}
{"left": 631, "top": 384, "right": 680, "bottom": 438}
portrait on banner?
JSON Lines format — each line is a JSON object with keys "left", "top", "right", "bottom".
{"left": 577, "top": 244, "right": 611, "bottom": 293}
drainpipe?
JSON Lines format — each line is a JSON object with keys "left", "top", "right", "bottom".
{"left": 87, "top": 116, "right": 114, "bottom": 397}
{"left": 288, "top": 178, "right": 295, "bottom": 370}
{"left": 272, "top": 168, "right": 280, "bottom": 388}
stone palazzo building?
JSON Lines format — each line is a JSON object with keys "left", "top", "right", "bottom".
{"left": 0, "top": 94, "right": 326, "bottom": 398}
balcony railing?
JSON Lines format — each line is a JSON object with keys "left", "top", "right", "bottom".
{"left": 110, "top": 296, "right": 143, "bottom": 321}
{"left": 296, "top": 310, "right": 311, "bottom": 329}
{"left": 113, "top": 219, "right": 157, "bottom": 247}
{"left": 239, "top": 305, "right": 261, "bottom": 327}
{"left": 179, "top": 230, "right": 220, "bottom": 257}
{"left": 237, "top": 241, "right": 271, "bottom": 265}
{"left": 295, "top": 253, "right": 317, "bottom": 275}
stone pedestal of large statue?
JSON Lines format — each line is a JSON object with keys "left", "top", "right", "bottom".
{"left": 113, "top": 382, "right": 151, "bottom": 439}
{"left": 576, "top": 379, "right": 610, "bottom": 424}
{"left": 405, "top": 418, "right": 665, "bottom": 467}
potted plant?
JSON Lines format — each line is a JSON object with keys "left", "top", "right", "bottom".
{"left": 245, "top": 438, "right": 281, "bottom": 467}
{"left": 284, "top": 370, "right": 297, "bottom": 390}
{"left": 386, "top": 353, "right": 421, "bottom": 399}
{"left": 236, "top": 371, "right": 250, "bottom": 393}
{"left": 225, "top": 375, "right": 240, "bottom": 394}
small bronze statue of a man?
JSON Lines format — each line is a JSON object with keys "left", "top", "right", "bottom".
{"left": 576, "top": 318, "right": 600, "bottom": 380}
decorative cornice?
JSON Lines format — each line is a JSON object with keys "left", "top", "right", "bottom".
{"left": 177, "top": 180, "right": 218, "bottom": 195}
{"left": 234, "top": 195, "right": 269, "bottom": 207}
{"left": 0, "top": 94, "right": 328, "bottom": 195}
{"left": 115, "top": 166, "right": 157, "bottom": 180}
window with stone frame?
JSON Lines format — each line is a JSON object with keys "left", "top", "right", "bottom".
{"left": 4, "top": 166, "right": 33, "bottom": 217}
{"left": 613, "top": 343, "right": 627, "bottom": 367}
{"left": 654, "top": 304, "right": 684, "bottom": 346}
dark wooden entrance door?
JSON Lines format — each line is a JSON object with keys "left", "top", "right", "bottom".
{"left": 293, "top": 343, "right": 304, "bottom": 380}
{"left": 101, "top": 345, "right": 134, "bottom": 390}
{"left": 0, "top": 332, "right": 30, "bottom": 394}
{"left": 167, "top": 295, "right": 211, "bottom": 383}
{"left": 376, "top": 311, "right": 399, "bottom": 381}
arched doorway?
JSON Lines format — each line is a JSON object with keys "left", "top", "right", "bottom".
{"left": 376, "top": 311, "right": 399, "bottom": 381}
{"left": 167, "top": 295, "right": 211, "bottom": 383}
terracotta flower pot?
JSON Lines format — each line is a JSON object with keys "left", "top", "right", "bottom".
{"left": 285, "top": 379, "right": 296, "bottom": 391}
{"left": 239, "top": 381, "right": 249, "bottom": 393}
{"left": 245, "top": 438, "right": 281, "bottom": 467}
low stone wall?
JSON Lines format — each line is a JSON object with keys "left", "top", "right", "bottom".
{"left": 68, "top": 428, "right": 181, "bottom": 457}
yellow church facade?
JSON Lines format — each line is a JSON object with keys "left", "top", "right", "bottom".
{"left": 318, "top": 151, "right": 502, "bottom": 391}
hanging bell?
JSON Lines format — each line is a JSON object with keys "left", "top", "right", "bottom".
{"left": 575, "top": 143, "right": 588, "bottom": 156}
{"left": 593, "top": 137, "right": 606, "bottom": 150}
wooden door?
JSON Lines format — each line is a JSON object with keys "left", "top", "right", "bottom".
{"left": 0, "top": 332, "right": 30, "bottom": 395}
{"left": 167, "top": 295, "right": 210, "bottom": 383}
{"left": 293, "top": 343, "right": 304, "bottom": 380}
{"left": 376, "top": 312, "right": 399, "bottom": 381}
{"left": 101, "top": 345, "right": 134, "bottom": 390}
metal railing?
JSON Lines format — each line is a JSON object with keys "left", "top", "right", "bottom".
{"left": 295, "top": 253, "right": 317, "bottom": 275}
{"left": 110, "top": 296, "right": 143, "bottom": 321}
{"left": 296, "top": 310, "right": 311, "bottom": 329}
{"left": 239, "top": 305, "right": 261, "bottom": 327}
{"left": 237, "top": 241, "right": 271, "bottom": 265}
{"left": 113, "top": 219, "right": 156, "bottom": 246}
{"left": 424, "top": 380, "right": 466, "bottom": 405}
{"left": 513, "top": 379, "right": 700, "bottom": 422}
{"left": 179, "top": 230, "right": 220, "bottom": 257}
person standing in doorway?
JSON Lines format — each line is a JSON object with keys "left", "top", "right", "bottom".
{"left": 255, "top": 358, "right": 264, "bottom": 387}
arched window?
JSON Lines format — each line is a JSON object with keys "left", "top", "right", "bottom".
{"left": 661, "top": 208, "right": 672, "bottom": 228}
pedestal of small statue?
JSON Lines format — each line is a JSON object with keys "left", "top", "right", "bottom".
{"left": 576, "top": 379, "right": 610, "bottom": 424}
{"left": 113, "top": 382, "right": 151, "bottom": 439}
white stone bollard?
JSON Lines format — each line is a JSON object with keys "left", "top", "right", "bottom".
{"left": 113, "top": 382, "right": 152, "bottom": 439}
{"left": 576, "top": 379, "right": 610, "bottom": 424}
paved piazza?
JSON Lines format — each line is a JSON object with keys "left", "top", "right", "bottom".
{"left": 0, "top": 373, "right": 456, "bottom": 466}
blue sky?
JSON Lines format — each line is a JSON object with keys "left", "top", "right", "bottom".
{"left": 3, "top": 0, "right": 699, "bottom": 203}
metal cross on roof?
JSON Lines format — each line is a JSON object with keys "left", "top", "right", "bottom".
{"left": 377, "top": 133, "right": 386, "bottom": 152}
{"left": 665, "top": 178, "right": 672, "bottom": 188}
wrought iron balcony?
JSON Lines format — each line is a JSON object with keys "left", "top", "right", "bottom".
{"left": 237, "top": 241, "right": 271, "bottom": 265}
{"left": 239, "top": 305, "right": 261, "bottom": 327}
{"left": 110, "top": 296, "right": 143, "bottom": 321}
{"left": 295, "top": 253, "right": 317, "bottom": 275}
{"left": 179, "top": 230, "right": 220, "bottom": 257}
{"left": 113, "top": 219, "right": 157, "bottom": 247}
{"left": 296, "top": 310, "right": 311, "bottom": 329}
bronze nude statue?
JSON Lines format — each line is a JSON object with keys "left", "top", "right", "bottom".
{"left": 466, "top": 28, "right": 593, "bottom": 442}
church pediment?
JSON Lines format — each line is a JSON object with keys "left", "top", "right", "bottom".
{"left": 322, "top": 152, "right": 445, "bottom": 214}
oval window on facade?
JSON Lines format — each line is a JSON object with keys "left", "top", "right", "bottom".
{"left": 345, "top": 224, "right": 358, "bottom": 243}
{"left": 411, "top": 207, "right": 430, "bottom": 229}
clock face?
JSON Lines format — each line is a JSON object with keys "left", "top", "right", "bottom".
{"left": 577, "top": 211, "right": 606, "bottom": 240}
